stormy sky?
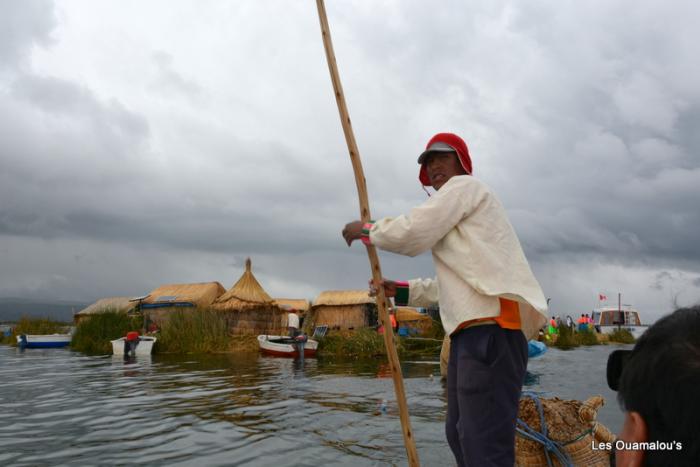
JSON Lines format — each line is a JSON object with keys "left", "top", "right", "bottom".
{"left": 1, "top": 0, "right": 699, "bottom": 322}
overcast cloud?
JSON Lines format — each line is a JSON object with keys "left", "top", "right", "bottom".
{"left": 1, "top": 0, "right": 699, "bottom": 321}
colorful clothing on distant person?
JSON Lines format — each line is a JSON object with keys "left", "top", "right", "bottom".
{"left": 578, "top": 315, "right": 588, "bottom": 332}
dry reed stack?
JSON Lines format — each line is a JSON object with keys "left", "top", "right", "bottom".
{"left": 142, "top": 282, "right": 226, "bottom": 324}
{"left": 211, "top": 258, "right": 286, "bottom": 335}
{"left": 74, "top": 297, "right": 137, "bottom": 324}
{"left": 311, "top": 290, "right": 378, "bottom": 331}
{"left": 395, "top": 307, "right": 433, "bottom": 336}
{"left": 516, "top": 395, "right": 615, "bottom": 466}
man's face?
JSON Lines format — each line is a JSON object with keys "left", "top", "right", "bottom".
{"left": 424, "top": 152, "right": 466, "bottom": 190}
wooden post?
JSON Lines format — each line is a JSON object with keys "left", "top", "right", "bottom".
{"left": 315, "top": 2, "right": 420, "bottom": 465}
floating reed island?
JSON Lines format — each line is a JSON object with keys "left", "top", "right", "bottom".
{"left": 2, "top": 257, "right": 630, "bottom": 357}
{"left": 0, "top": 258, "right": 441, "bottom": 356}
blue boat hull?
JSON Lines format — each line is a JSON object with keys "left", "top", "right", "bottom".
{"left": 17, "top": 334, "right": 72, "bottom": 349}
{"left": 22, "top": 341, "right": 71, "bottom": 348}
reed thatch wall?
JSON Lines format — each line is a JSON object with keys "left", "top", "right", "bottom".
{"left": 212, "top": 258, "right": 286, "bottom": 335}
{"left": 75, "top": 297, "right": 136, "bottom": 323}
{"left": 221, "top": 306, "right": 287, "bottom": 336}
{"left": 312, "top": 290, "right": 378, "bottom": 331}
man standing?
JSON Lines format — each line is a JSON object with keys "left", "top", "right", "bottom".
{"left": 287, "top": 311, "right": 300, "bottom": 338}
{"left": 342, "top": 133, "right": 547, "bottom": 466}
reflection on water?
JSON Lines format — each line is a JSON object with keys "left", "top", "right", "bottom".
{"left": 523, "top": 371, "right": 541, "bottom": 386}
{"left": 0, "top": 344, "right": 626, "bottom": 466}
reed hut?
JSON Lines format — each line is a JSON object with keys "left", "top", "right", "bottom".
{"left": 311, "top": 290, "right": 377, "bottom": 331}
{"left": 395, "top": 307, "right": 433, "bottom": 336}
{"left": 75, "top": 297, "right": 136, "bottom": 324}
{"left": 142, "top": 282, "right": 226, "bottom": 324}
{"left": 211, "top": 258, "right": 286, "bottom": 335}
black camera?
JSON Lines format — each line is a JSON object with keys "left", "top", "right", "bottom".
{"left": 606, "top": 349, "right": 633, "bottom": 391}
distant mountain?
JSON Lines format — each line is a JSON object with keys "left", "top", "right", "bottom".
{"left": 0, "top": 298, "right": 89, "bottom": 323}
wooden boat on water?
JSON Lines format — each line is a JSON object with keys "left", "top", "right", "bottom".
{"left": 111, "top": 333, "right": 157, "bottom": 356}
{"left": 257, "top": 335, "right": 318, "bottom": 358}
{"left": 17, "top": 334, "right": 72, "bottom": 348}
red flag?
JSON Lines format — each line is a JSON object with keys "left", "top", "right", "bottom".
{"left": 599, "top": 294, "right": 607, "bottom": 301}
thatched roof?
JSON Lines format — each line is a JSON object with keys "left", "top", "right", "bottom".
{"left": 313, "top": 290, "right": 375, "bottom": 307}
{"left": 77, "top": 297, "right": 135, "bottom": 316}
{"left": 143, "top": 282, "right": 225, "bottom": 307}
{"left": 275, "top": 298, "right": 310, "bottom": 313}
{"left": 212, "top": 258, "right": 277, "bottom": 311}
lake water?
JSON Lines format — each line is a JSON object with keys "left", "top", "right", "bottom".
{"left": 0, "top": 343, "right": 630, "bottom": 466}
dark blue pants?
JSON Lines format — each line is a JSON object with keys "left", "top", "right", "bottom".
{"left": 446, "top": 324, "right": 528, "bottom": 467}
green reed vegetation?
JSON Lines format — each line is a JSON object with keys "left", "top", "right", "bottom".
{"left": 71, "top": 308, "right": 254, "bottom": 355}
{"left": 157, "top": 308, "right": 230, "bottom": 353}
{"left": 550, "top": 325, "right": 601, "bottom": 350}
{"left": 577, "top": 328, "right": 600, "bottom": 345}
{"left": 318, "top": 328, "right": 394, "bottom": 358}
{"left": 548, "top": 325, "right": 637, "bottom": 349}
{"left": 608, "top": 328, "right": 636, "bottom": 344}
{"left": 317, "top": 326, "right": 443, "bottom": 359}
{"left": 551, "top": 324, "right": 578, "bottom": 350}
{"left": 0, "top": 316, "right": 68, "bottom": 346}
{"left": 72, "top": 310, "right": 142, "bottom": 354}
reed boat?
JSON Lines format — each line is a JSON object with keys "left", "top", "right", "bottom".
{"left": 17, "top": 334, "right": 72, "bottom": 348}
{"left": 257, "top": 335, "right": 318, "bottom": 358}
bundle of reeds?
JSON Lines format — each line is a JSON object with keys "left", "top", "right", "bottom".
{"left": 516, "top": 395, "right": 615, "bottom": 466}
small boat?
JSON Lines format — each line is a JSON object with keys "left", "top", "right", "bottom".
{"left": 528, "top": 340, "right": 547, "bottom": 359}
{"left": 257, "top": 335, "right": 318, "bottom": 358}
{"left": 17, "top": 334, "right": 72, "bottom": 348}
{"left": 592, "top": 305, "right": 648, "bottom": 339}
{"left": 111, "top": 333, "right": 157, "bottom": 356}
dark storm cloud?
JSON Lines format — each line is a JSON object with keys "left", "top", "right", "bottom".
{"left": 1, "top": 0, "right": 699, "bottom": 314}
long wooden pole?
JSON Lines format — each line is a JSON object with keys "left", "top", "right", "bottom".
{"left": 315, "top": 2, "right": 420, "bottom": 465}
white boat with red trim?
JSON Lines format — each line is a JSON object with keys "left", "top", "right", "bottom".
{"left": 257, "top": 335, "right": 318, "bottom": 358}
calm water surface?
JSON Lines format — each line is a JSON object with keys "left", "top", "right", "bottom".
{"left": 0, "top": 344, "right": 629, "bottom": 466}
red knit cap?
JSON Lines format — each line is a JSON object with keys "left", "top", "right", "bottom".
{"left": 418, "top": 133, "right": 472, "bottom": 186}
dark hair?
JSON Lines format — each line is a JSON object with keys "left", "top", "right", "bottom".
{"left": 617, "top": 305, "right": 700, "bottom": 466}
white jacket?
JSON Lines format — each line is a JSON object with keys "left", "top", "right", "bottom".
{"left": 365, "top": 175, "right": 548, "bottom": 339}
